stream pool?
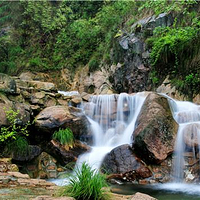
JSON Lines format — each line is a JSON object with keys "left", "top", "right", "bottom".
{"left": 111, "top": 183, "right": 200, "bottom": 200}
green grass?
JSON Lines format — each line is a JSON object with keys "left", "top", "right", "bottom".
{"left": 5, "top": 136, "right": 30, "bottom": 157}
{"left": 58, "top": 162, "right": 109, "bottom": 200}
{"left": 52, "top": 128, "right": 74, "bottom": 148}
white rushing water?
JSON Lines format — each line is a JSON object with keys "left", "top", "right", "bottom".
{"left": 58, "top": 90, "right": 80, "bottom": 96}
{"left": 51, "top": 92, "right": 147, "bottom": 186}
{"left": 76, "top": 92, "right": 147, "bottom": 170}
{"left": 168, "top": 98, "right": 200, "bottom": 182}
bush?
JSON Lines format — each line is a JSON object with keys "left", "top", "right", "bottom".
{"left": 5, "top": 136, "right": 30, "bottom": 157}
{"left": 0, "top": 108, "right": 30, "bottom": 156}
{"left": 88, "top": 57, "right": 100, "bottom": 72}
{"left": 53, "top": 128, "right": 74, "bottom": 149}
{"left": 59, "top": 162, "right": 109, "bottom": 200}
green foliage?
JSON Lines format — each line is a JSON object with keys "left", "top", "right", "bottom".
{"left": 139, "top": 0, "right": 197, "bottom": 16}
{"left": 89, "top": 57, "right": 100, "bottom": 72}
{"left": 0, "top": 1, "right": 137, "bottom": 74}
{"left": 53, "top": 128, "right": 74, "bottom": 148}
{"left": 5, "top": 136, "right": 30, "bottom": 157}
{"left": 0, "top": 108, "right": 30, "bottom": 156}
{"left": 150, "top": 26, "right": 197, "bottom": 69}
{"left": 59, "top": 162, "right": 109, "bottom": 200}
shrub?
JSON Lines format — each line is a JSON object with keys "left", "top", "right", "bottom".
{"left": 88, "top": 57, "right": 100, "bottom": 72}
{"left": 5, "top": 136, "right": 30, "bottom": 157}
{"left": 53, "top": 128, "right": 74, "bottom": 149}
{"left": 59, "top": 162, "right": 109, "bottom": 200}
{"left": 0, "top": 108, "right": 30, "bottom": 156}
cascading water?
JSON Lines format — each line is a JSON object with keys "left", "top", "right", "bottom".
{"left": 76, "top": 92, "right": 147, "bottom": 170}
{"left": 168, "top": 98, "right": 200, "bottom": 182}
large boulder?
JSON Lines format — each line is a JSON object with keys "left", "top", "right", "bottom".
{"left": 12, "top": 145, "right": 42, "bottom": 162}
{"left": 35, "top": 105, "right": 90, "bottom": 139}
{"left": 0, "top": 92, "right": 31, "bottom": 127}
{"left": 101, "top": 144, "right": 152, "bottom": 181}
{"left": 133, "top": 93, "right": 178, "bottom": 164}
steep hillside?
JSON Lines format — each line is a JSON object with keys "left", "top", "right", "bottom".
{"left": 0, "top": 0, "right": 200, "bottom": 99}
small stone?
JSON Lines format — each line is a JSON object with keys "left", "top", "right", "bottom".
{"left": 34, "top": 91, "right": 46, "bottom": 99}
{"left": 7, "top": 164, "right": 19, "bottom": 172}
{"left": 0, "top": 158, "right": 12, "bottom": 164}
{"left": 48, "top": 171, "right": 57, "bottom": 179}
{"left": 154, "top": 173, "right": 163, "bottom": 179}
{"left": 139, "top": 179, "right": 149, "bottom": 184}
{"left": 47, "top": 165, "right": 56, "bottom": 170}
{"left": 8, "top": 172, "right": 30, "bottom": 179}
{"left": 57, "top": 168, "right": 64, "bottom": 172}
{"left": 39, "top": 171, "right": 48, "bottom": 179}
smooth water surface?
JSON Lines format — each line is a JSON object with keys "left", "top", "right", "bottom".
{"left": 112, "top": 183, "right": 200, "bottom": 200}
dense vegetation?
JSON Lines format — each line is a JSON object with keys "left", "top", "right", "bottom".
{"left": 0, "top": 0, "right": 200, "bottom": 98}
{"left": 0, "top": 1, "right": 135, "bottom": 73}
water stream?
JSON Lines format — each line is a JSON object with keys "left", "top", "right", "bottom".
{"left": 76, "top": 92, "right": 147, "bottom": 170}
{"left": 168, "top": 98, "right": 200, "bottom": 182}
{"left": 53, "top": 91, "right": 200, "bottom": 197}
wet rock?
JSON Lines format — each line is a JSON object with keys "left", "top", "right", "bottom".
{"left": 101, "top": 144, "right": 152, "bottom": 181}
{"left": 44, "top": 140, "right": 90, "bottom": 167}
{"left": 131, "top": 192, "right": 157, "bottom": 200}
{"left": 81, "top": 92, "right": 91, "bottom": 102}
{"left": 35, "top": 105, "right": 90, "bottom": 139}
{"left": 133, "top": 93, "right": 178, "bottom": 164}
{"left": 182, "top": 123, "right": 200, "bottom": 148}
{"left": 12, "top": 145, "right": 42, "bottom": 162}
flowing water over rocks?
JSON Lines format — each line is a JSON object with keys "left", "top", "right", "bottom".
{"left": 168, "top": 98, "right": 200, "bottom": 183}
{"left": 76, "top": 92, "right": 147, "bottom": 170}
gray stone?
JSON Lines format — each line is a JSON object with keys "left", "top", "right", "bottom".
{"left": 0, "top": 73, "right": 17, "bottom": 94}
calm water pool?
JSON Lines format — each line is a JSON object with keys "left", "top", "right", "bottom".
{"left": 111, "top": 183, "right": 200, "bottom": 200}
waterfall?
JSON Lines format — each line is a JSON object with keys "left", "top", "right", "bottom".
{"left": 168, "top": 98, "right": 200, "bottom": 182}
{"left": 76, "top": 92, "right": 147, "bottom": 170}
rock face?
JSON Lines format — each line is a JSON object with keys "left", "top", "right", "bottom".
{"left": 44, "top": 140, "right": 90, "bottom": 166}
{"left": 101, "top": 144, "right": 152, "bottom": 181}
{"left": 133, "top": 93, "right": 178, "bottom": 164}
{"left": 108, "top": 13, "right": 173, "bottom": 94}
{"left": 35, "top": 106, "right": 90, "bottom": 139}
{"left": 109, "top": 35, "right": 151, "bottom": 93}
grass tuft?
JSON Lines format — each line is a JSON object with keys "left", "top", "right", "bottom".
{"left": 58, "top": 162, "right": 109, "bottom": 200}
{"left": 53, "top": 128, "right": 74, "bottom": 149}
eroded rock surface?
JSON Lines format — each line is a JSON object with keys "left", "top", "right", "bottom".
{"left": 35, "top": 106, "right": 90, "bottom": 138}
{"left": 133, "top": 93, "right": 178, "bottom": 164}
